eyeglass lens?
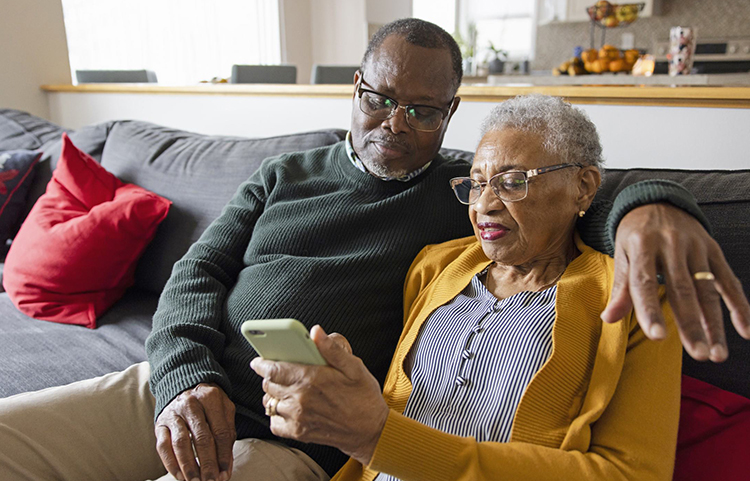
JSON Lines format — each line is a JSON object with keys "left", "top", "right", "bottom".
{"left": 359, "top": 90, "right": 445, "bottom": 132}
{"left": 451, "top": 172, "right": 529, "bottom": 204}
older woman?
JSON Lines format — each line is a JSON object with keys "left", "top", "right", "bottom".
{"left": 251, "top": 95, "right": 682, "bottom": 481}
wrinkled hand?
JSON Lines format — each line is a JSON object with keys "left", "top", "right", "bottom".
{"left": 250, "top": 326, "right": 389, "bottom": 465}
{"left": 602, "top": 203, "right": 750, "bottom": 362}
{"left": 155, "top": 383, "right": 236, "bottom": 481}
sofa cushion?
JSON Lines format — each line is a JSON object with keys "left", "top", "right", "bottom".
{"left": 0, "top": 287, "right": 158, "bottom": 398}
{"left": 0, "top": 150, "right": 40, "bottom": 245}
{"left": 2, "top": 134, "right": 171, "bottom": 328}
{"left": 99, "top": 121, "right": 347, "bottom": 294}
{"left": 599, "top": 168, "right": 750, "bottom": 399}
{"left": 0, "top": 109, "right": 67, "bottom": 151}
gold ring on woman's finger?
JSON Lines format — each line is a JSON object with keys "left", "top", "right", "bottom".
{"left": 265, "top": 396, "right": 279, "bottom": 417}
{"left": 693, "top": 271, "right": 715, "bottom": 281}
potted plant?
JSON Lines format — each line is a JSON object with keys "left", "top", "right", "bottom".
{"left": 453, "top": 24, "right": 477, "bottom": 75}
{"left": 487, "top": 41, "right": 508, "bottom": 74}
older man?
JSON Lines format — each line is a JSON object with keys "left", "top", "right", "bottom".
{"left": 0, "top": 18, "right": 747, "bottom": 481}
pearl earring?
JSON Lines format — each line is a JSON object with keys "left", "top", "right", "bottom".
{"left": 578, "top": 210, "right": 586, "bottom": 217}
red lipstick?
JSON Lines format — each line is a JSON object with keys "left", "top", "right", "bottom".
{"left": 477, "top": 222, "right": 509, "bottom": 241}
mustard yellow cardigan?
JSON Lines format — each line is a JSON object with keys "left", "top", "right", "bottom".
{"left": 333, "top": 235, "right": 682, "bottom": 481}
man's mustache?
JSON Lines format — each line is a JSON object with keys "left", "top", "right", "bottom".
{"left": 369, "top": 135, "right": 410, "bottom": 151}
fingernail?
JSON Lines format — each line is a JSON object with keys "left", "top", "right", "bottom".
{"left": 693, "top": 342, "right": 710, "bottom": 359}
{"left": 710, "top": 344, "right": 728, "bottom": 361}
{"left": 191, "top": 477, "right": 201, "bottom": 481}
{"left": 649, "top": 324, "right": 666, "bottom": 339}
{"left": 175, "top": 473, "right": 184, "bottom": 481}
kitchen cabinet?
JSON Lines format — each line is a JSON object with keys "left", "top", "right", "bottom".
{"left": 538, "top": 0, "right": 661, "bottom": 24}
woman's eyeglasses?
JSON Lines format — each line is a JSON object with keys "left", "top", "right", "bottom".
{"left": 449, "top": 163, "right": 583, "bottom": 204}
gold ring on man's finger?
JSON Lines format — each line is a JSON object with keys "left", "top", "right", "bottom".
{"left": 265, "top": 396, "right": 279, "bottom": 417}
{"left": 693, "top": 271, "right": 716, "bottom": 281}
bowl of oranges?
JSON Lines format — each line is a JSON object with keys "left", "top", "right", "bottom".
{"left": 586, "top": 1, "right": 644, "bottom": 28}
{"left": 553, "top": 45, "right": 642, "bottom": 76}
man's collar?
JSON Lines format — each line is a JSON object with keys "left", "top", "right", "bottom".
{"left": 344, "top": 131, "right": 432, "bottom": 182}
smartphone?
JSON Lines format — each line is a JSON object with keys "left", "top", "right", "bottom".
{"left": 241, "top": 318, "right": 327, "bottom": 365}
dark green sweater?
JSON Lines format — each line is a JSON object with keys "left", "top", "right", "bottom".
{"left": 146, "top": 141, "right": 706, "bottom": 475}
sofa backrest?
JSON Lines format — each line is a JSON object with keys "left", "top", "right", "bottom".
{"left": 2, "top": 110, "right": 748, "bottom": 398}
{"left": 0, "top": 109, "right": 67, "bottom": 150}
{"left": 98, "top": 120, "right": 347, "bottom": 294}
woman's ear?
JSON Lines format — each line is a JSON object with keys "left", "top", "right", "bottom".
{"left": 577, "top": 166, "right": 602, "bottom": 212}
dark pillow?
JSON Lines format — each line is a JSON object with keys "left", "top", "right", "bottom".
{"left": 99, "top": 121, "right": 347, "bottom": 294}
{"left": 0, "top": 150, "right": 40, "bottom": 244}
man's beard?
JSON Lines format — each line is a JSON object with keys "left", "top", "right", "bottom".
{"left": 360, "top": 157, "right": 411, "bottom": 179}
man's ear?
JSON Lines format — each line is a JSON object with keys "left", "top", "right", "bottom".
{"left": 352, "top": 70, "right": 361, "bottom": 100}
{"left": 445, "top": 96, "right": 461, "bottom": 125}
{"left": 577, "top": 166, "right": 601, "bottom": 211}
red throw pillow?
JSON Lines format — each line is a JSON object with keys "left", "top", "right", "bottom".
{"left": 674, "top": 375, "right": 750, "bottom": 480}
{"left": 2, "top": 133, "right": 171, "bottom": 328}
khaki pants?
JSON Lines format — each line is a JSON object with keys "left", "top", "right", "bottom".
{"left": 0, "top": 362, "right": 329, "bottom": 481}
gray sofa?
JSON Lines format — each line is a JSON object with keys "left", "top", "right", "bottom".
{"left": 0, "top": 108, "right": 748, "bottom": 404}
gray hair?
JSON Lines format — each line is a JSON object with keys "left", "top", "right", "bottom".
{"left": 479, "top": 95, "right": 604, "bottom": 171}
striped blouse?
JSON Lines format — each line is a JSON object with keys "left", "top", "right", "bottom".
{"left": 375, "top": 270, "right": 557, "bottom": 481}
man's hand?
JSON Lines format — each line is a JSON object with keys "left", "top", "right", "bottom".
{"left": 250, "top": 326, "right": 389, "bottom": 466}
{"left": 601, "top": 203, "right": 750, "bottom": 362}
{"left": 155, "top": 383, "right": 236, "bottom": 481}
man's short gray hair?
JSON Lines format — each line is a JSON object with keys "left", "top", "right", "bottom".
{"left": 479, "top": 95, "right": 604, "bottom": 170}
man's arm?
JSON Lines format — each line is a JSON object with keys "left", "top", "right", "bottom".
{"left": 147, "top": 168, "right": 271, "bottom": 481}
{"left": 578, "top": 179, "right": 750, "bottom": 362}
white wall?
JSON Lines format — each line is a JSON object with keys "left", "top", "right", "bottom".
{"left": 283, "top": 0, "right": 416, "bottom": 83}
{"left": 46, "top": 91, "right": 750, "bottom": 170}
{"left": 310, "top": 0, "right": 367, "bottom": 66}
{"left": 282, "top": 0, "right": 314, "bottom": 83}
{"left": 442, "top": 101, "right": 750, "bottom": 170}
{"left": 0, "top": 0, "right": 72, "bottom": 118}
{"left": 366, "top": 0, "right": 412, "bottom": 25}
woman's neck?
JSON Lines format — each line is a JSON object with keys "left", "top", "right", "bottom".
{"left": 484, "top": 240, "right": 579, "bottom": 300}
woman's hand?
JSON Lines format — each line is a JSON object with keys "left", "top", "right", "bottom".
{"left": 250, "top": 326, "right": 389, "bottom": 465}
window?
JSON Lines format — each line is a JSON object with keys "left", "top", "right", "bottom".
{"left": 467, "top": 0, "right": 536, "bottom": 61}
{"left": 413, "top": 0, "right": 537, "bottom": 66}
{"left": 61, "top": 0, "right": 281, "bottom": 85}
{"left": 412, "top": 0, "right": 457, "bottom": 35}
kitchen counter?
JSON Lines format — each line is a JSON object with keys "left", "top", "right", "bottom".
{"left": 41, "top": 83, "right": 750, "bottom": 108}
{"left": 486, "top": 73, "right": 750, "bottom": 87}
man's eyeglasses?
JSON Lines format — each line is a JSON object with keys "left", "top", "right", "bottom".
{"left": 356, "top": 76, "right": 455, "bottom": 132}
{"left": 449, "top": 163, "right": 583, "bottom": 204}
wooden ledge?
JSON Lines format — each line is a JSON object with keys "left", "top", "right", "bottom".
{"left": 41, "top": 83, "right": 750, "bottom": 108}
